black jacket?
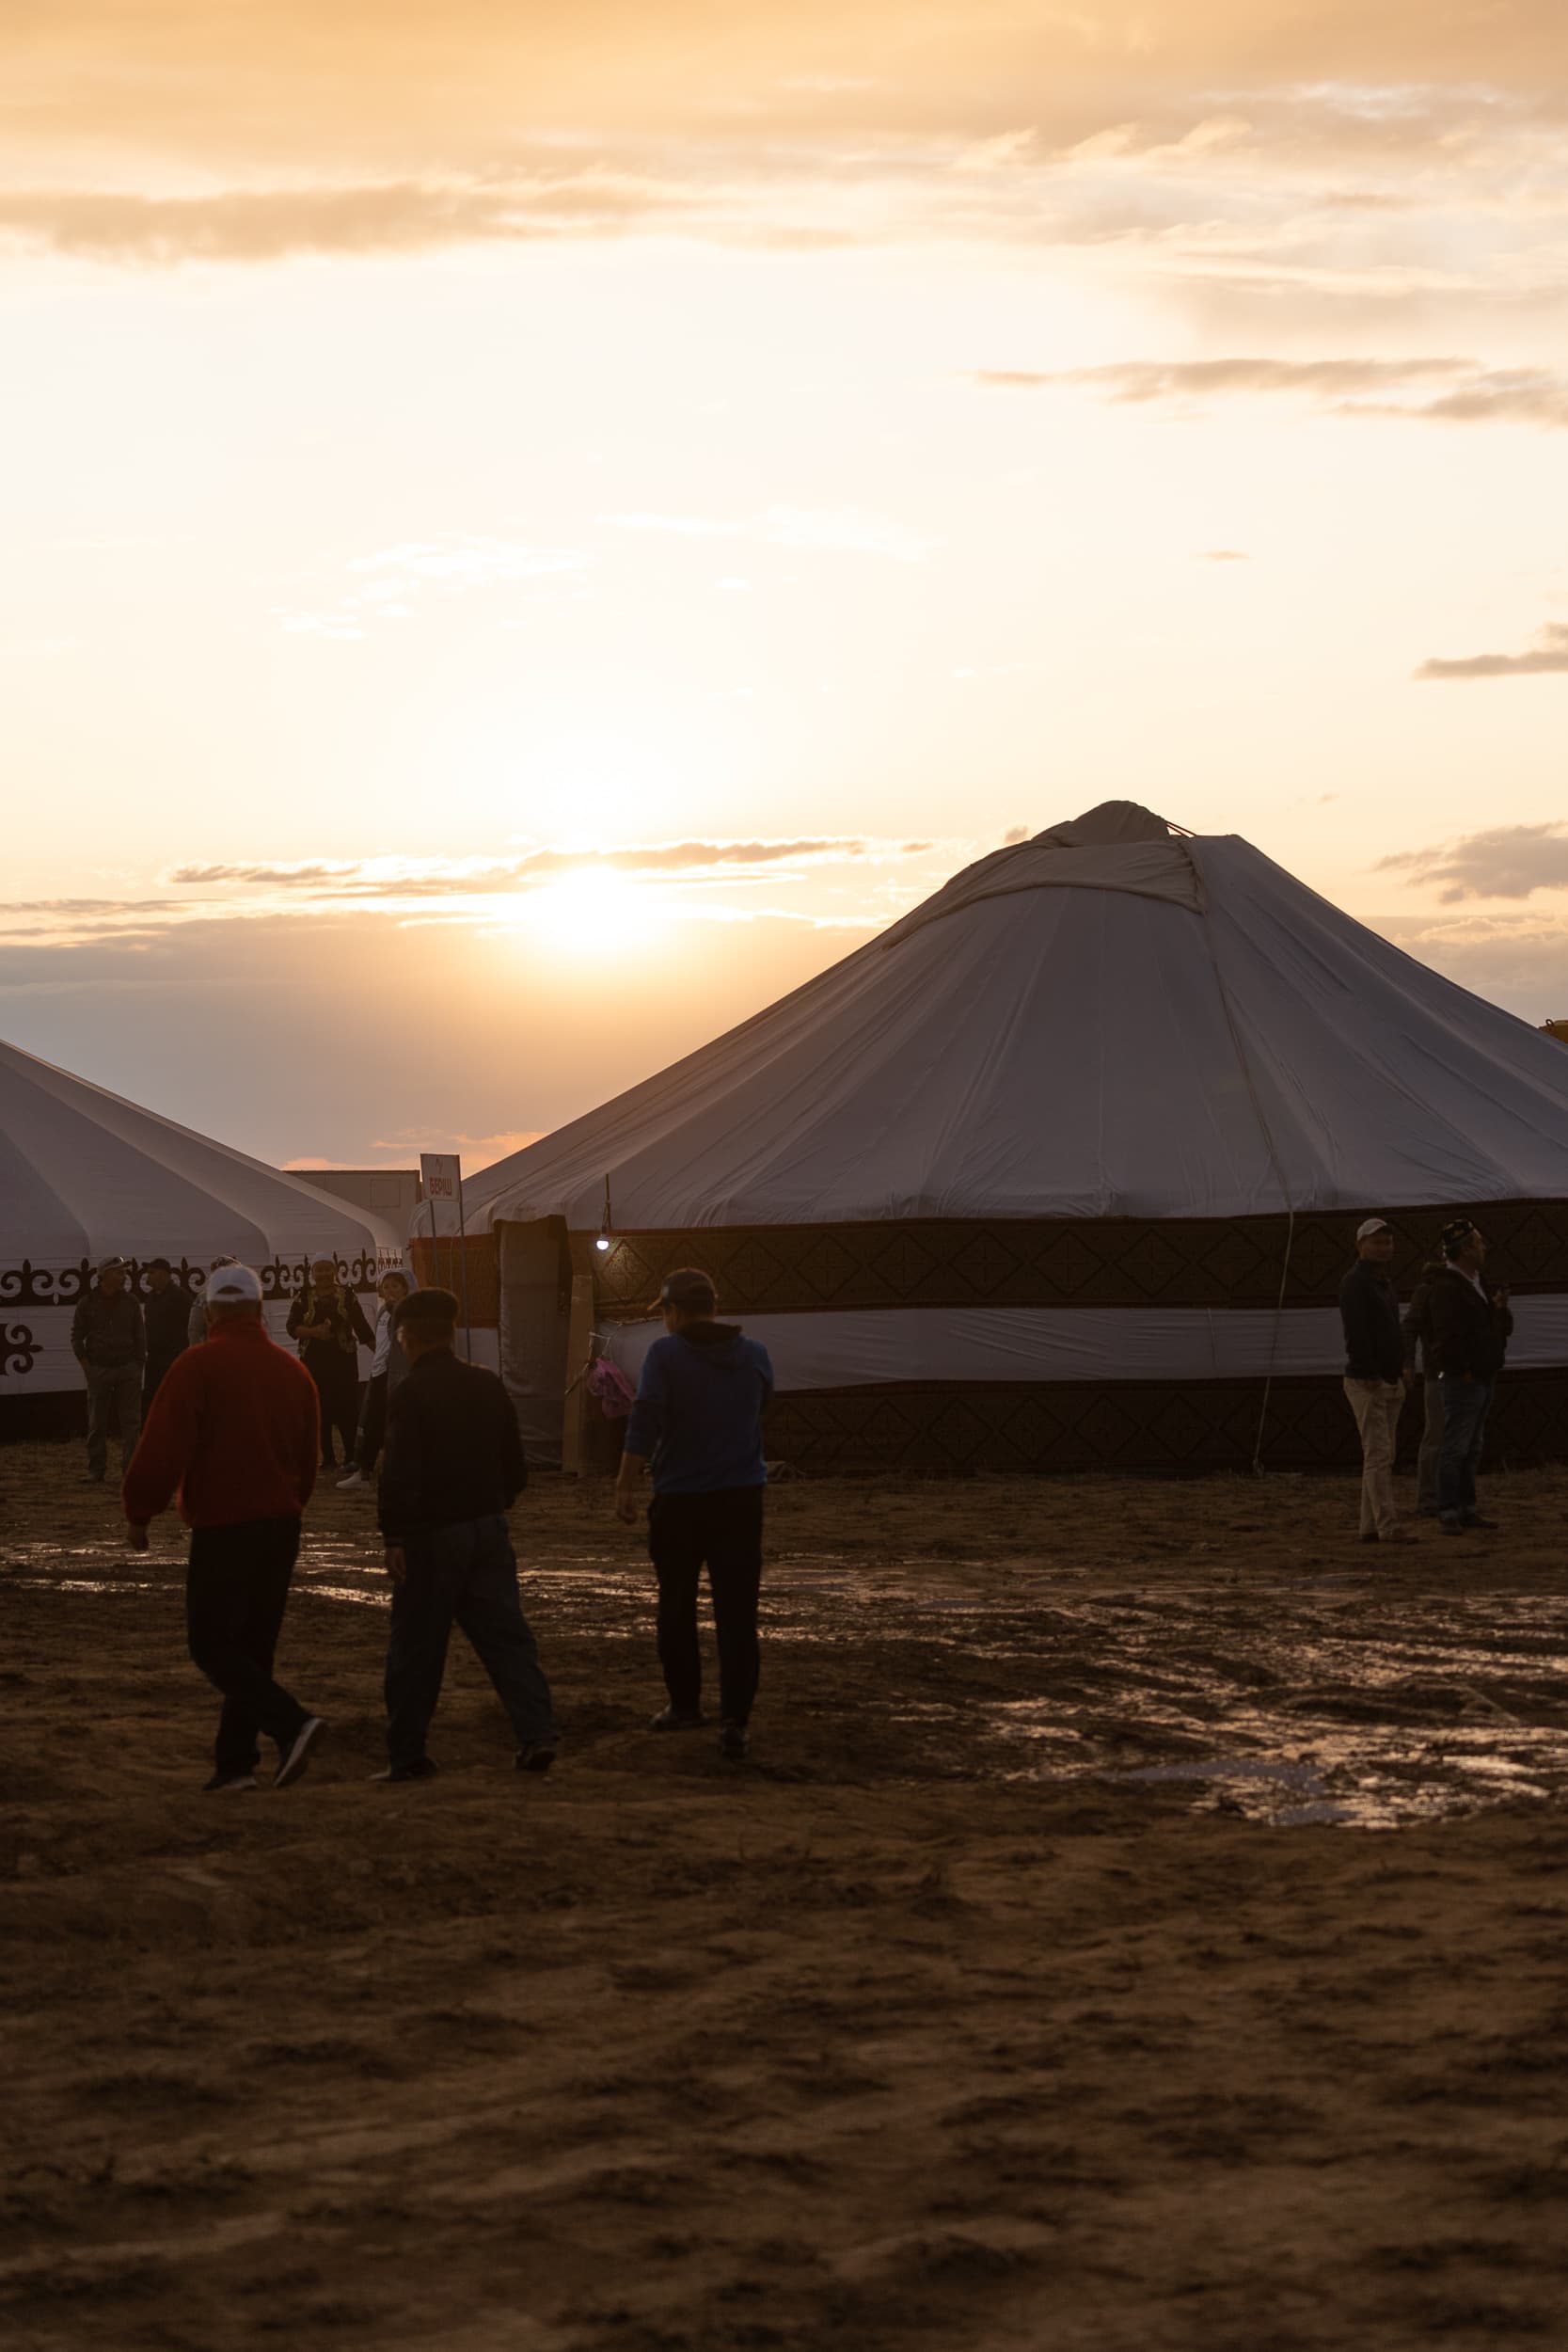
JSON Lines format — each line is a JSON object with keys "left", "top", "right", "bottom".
{"left": 377, "top": 1349, "right": 528, "bottom": 1541}
{"left": 1426, "top": 1265, "right": 1513, "bottom": 1381}
{"left": 71, "top": 1289, "right": 145, "bottom": 1370}
{"left": 1338, "top": 1259, "right": 1403, "bottom": 1381}
{"left": 143, "top": 1283, "right": 192, "bottom": 1372}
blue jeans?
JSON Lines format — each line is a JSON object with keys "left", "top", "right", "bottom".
{"left": 384, "top": 1515, "right": 556, "bottom": 1768}
{"left": 1436, "top": 1375, "right": 1495, "bottom": 1522}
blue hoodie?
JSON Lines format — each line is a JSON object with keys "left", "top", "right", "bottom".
{"left": 624, "top": 1322, "right": 774, "bottom": 1495}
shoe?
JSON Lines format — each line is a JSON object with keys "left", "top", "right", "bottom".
{"left": 1461, "top": 1514, "right": 1500, "bottom": 1531}
{"left": 718, "top": 1721, "right": 750, "bottom": 1761}
{"left": 203, "top": 1772, "right": 258, "bottom": 1793}
{"left": 371, "top": 1757, "right": 438, "bottom": 1783}
{"left": 275, "top": 1715, "right": 325, "bottom": 1788}
{"left": 649, "top": 1705, "right": 706, "bottom": 1732}
{"left": 82, "top": 1470, "right": 105, "bottom": 1484}
{"left": 515, "top": 1744, "right": 557, "bottom": 1774}
{"left": 1380, "top": 1528, "right": 1418, "bottom": 1546}
{"left": 1437, "top": 1517, "right": 1466, "bottom": 1537}
{"left": 336, "top": 1469, "right": 366, "bottom": 1490}
{"left": 1358, "top": 1532, "right": 1379, "bottom": 1545}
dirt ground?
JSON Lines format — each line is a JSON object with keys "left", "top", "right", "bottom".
{"left": 4, "top": 1438, "right": 1568, "bottom": 2352}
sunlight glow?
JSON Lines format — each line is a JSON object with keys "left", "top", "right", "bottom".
{"left": 512, "top": 866, "right": 672, "bottom": 957}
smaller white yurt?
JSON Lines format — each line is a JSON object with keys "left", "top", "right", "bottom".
{"left": 0, "top": 1038, "right": 401, "bottom": 1430}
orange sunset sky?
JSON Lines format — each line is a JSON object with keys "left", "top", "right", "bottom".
{"left": 5, "top": 3, "right": 1568, "bottom": 1170}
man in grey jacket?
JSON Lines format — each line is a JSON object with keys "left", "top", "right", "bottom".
{"left": 71, "top": 1257, "right": 145, "bottom": 1483}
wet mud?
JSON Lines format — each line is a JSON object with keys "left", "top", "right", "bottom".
{"left": 4, "top": 1441, "right": 1568, "bottom": 2350}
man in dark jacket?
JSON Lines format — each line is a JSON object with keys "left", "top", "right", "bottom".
{"left": 1338, "top": 1217, "right": 1416, "bottom": 1545}
{"left": 1427, "top": 1218, "right": 1513, "bottom": 1534}
{"left": 141, "top": 1257, "right": 191, "bottom": 1413}
{"left": 71, "top": 1258, "right": 146, "bottom": 1484}
{"left": 615, "top": 1267, "right": 775, "bottom": 1757}
{"left": 286, "top": 1256, "right": 375, "bottom": 1470}
{"left": 374, "top": 1288, "right": 557, "bottom": 1782}
{"left": 1401, "top": 1264, "right": 1445, "bottom": 1517}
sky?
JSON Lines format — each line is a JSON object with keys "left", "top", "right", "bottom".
{"left": 5, "top": 2, "right": 1568, "bottom": 1171}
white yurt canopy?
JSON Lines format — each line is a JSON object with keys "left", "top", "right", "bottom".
{"left": 1, "top": 1038, "right": 402, "bottom": 1402}
{"left": 466, "top": 805, "right": 1568, "bottom": 1234}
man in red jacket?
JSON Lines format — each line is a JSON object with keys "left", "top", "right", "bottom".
{"left": 123, "top": 1263, "right": 327, "bottom": 1793}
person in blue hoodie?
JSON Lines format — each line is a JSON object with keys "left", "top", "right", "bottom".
{"left": 615, "top": 1267, "right": 774, "bottom": 1760}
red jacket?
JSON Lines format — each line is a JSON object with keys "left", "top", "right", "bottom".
{"left": 123, "top": 1315, "right": 320, "bottom": 1531}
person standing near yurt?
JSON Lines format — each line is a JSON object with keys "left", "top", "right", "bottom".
{"left": 123, "top": 1263, "right": 326, "bottom": 1793}
{"left": 71, "top": 1258, "right": 146, "bottom": 1485}
{"left": 1401, "top": 1258, "right": 1446, "bottom": 1518}
{"left": 1428, "top": 1218, "right": 1513, "bottom": 1535}
{"left": 1338, "top": 1218, "right": 1416, "bottom": 1546}
{"left": 338, "top": 1266, "right": 413, "bottom": 1490}
{"left": 287, "top": 1255, "right": 374, "bottom": 1471}
{"left": 614, "top": 1267, "right": 774, "bottom": 1759}
{"left": 141, "top": 1257, "right": 191, "bottom": 1414}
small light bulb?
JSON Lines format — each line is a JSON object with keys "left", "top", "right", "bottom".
{"left": 595, "top": 1235, "right": 611, "bottom": 1252}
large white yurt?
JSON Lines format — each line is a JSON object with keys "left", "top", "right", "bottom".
{"left": 436, "top": 804, "right": 1568, "bottom": 1471}
{"left": 1, "top": 1039, "right": 402, "bottom": 1429}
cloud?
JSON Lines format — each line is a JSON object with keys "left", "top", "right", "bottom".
{"left": 1413, "top": 623, "right": 1568, "bottom": 681}
{"left": 610, "top": 505, "right": 933, "bottom": 560}
{"left": 1379, "top": 824, "right": 1568, "bottom": 902}
{"left": 166, "top": 838, "right": 909, "bottom": 898}
{"left": 278, "top": 534, "right": 591, "bottom": 637}
{"left": 1197, "top": 548, "right": 1248, "bottom": 562}
{"left": 976, "top": 358, "right": 1568, "bottom": 428}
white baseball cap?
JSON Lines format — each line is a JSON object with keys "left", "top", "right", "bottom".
{"left": 206, "top": 1263, "right": 262, "bottom": 1304}
{"left": 1355, "top": 1217, "right": 1390, "bottom": 1242}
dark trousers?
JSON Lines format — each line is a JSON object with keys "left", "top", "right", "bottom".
{"left": 384, "top": 1515, "right": 556, "bottom": 1769}
{"left": 1437, "top": 1374, "right": 1495, "bottom": 1521}
{"left": 648, "top": 1486, "right": 764, "bottom": 1727}
{"left": 143, "top": 1354, "right": 182, "bottom": 1420}
{"left": 356, "top": 1370, "right": 389, "bottom": 1474}
{"left": 186, "top": 1517, "right": 309, "bottom": 1776}
{"left": 305, "top": 1347, "right": 358, "bottom": 1467}
{"left": 86, "top": 1362, "right": 142, "bottom": 1478}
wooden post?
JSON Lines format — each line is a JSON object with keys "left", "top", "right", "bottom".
{"left": 561, "top": 1271, "right": 596, "bottom": 1477}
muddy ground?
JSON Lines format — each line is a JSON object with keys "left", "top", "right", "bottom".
{"left": 4, "top": 1439, "right": 1568, "bottom": 2351}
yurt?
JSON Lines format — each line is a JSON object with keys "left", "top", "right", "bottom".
{"left": 0, "top": 1039, "right": 402, "bottom": 1432}
{"left": 437, "top": 804, "right": 1568, "bottom": 1472}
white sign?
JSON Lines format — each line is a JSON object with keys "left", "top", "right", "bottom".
{"left": 419, "top": 1152, "right": 465, "bottom": 1237}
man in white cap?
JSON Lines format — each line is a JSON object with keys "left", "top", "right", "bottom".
{"left": 1338, "top": 1217, "right": 1415, "bottom": 1546}
{"left": 71, "top": 1257, "right": 145, "bottom": 1484}
{"left": 122, "top": 1263, "right": 327, "bottom": 1792}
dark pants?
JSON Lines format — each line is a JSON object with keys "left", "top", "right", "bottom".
{"left": 1437, "top": 1374, "right": 1495, "bottom": 1522}
{"left": 648, "top": 1486, "right": 764, "bottom": 1727}
{"left": 305, "top": 1347, "right": 358, "bottom": 1467}
{"left": 85, "top": 1361, "right": 142, "bottom": 1478}
{"left": 143, "top": 1354, "right": 182, "bottom": 1420}
{"left": 356, "top": 1370, "right": 389, "bottom": 1474}
{"left": 384, "top": 1515, "right": 556, "bottom": 1769}
{"left": 186, "top": 1517, "right": 309, "bottom": 1776}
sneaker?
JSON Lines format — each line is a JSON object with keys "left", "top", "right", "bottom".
{"left": 275, "top": 1715, "right": 325, "bottom": 1788}
{"left": 203, "top": 1772, "right": 258, "bottom": 1793}
{"left": 1379, "top": 1528, "right": 1418, "bottom": 1546}
{"left": 1358, "top": 1532, "right": 1379, "bottom": 1545}
{"left": 1437, "top": 1516, "right": 1466, "bottom": 1537}
{"left": 718, "top": 1721, "right": 750, "bottom": 1761}
{"left": 515, "top": 1744, "right": 557, "bottom": 1775}
{"left": 336, "top": 1469, "right": 366, "bottom": 1491}
{"left": 371, "top": 1757, "right": 438, "bottom": 1783}
{"left": 1461, "top": 1514, "right": 1500, "bottom": 1531}
{"left": 649, "top": 1705, "right": 706, "bottom": 1732}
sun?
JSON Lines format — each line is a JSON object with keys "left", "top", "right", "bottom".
{"left": 512, "top": 866, "right": 671, "bottom": 957}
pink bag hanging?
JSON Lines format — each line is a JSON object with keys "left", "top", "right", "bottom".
{"left": 586, "top": 1357, "right": 637, "bottom": 1420}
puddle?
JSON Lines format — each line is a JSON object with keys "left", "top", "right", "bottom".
{"left": 8, "top": 1533, "right": 1568, "bottom": 1834}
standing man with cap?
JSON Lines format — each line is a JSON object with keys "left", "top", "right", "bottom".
{"left": 1338, "top": 1217, "right": 1416, "bottom": 1546}
{"left": 287, "top": 1256, "right": 374, "bottom": 1471}
{"left": 375, "top": 1287, "right": 557, "bottom": 1782}
{"left": 615, "top": 1267, "right": 774, "bottom": 1759}
{"left": 141, "top": 1257, "right": 191, "bottom": 1415}
{"left": 123, "top": 1263, "right": 326, "bottom": 1792}
{"left": 1428, "top": 1218, "right": 1513, "bottom": 1535}
{"left": 71, "top": 1258, "right": 146, "bottom": 1485}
